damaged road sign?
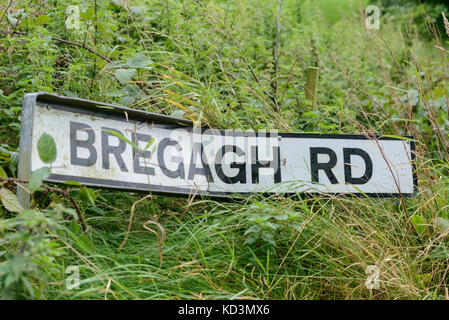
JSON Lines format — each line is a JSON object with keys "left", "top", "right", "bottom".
{"left": 17, "top": 92, "right": 417, "bottom": 206}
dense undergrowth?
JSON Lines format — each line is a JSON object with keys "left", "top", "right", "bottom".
{"left": 1, "top": 0, "right": 449, "bottom": 299}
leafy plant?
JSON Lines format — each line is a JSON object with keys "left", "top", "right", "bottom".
{"left": 0, "top": 189, "right": 65, "bottom": 299}
{"left": 411, "top": 215, "right": 428, "bottom": 237}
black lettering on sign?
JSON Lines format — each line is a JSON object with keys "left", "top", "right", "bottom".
{"left": 343, "top": 148, "right": 373, "bottom": 184}
{"left": 70, "top": 121, "right": 97, "bottom": 167}
{"left": 101, "top": 127, "right": 128, "bottom": 172}
{"left": 215, "top": 145, "right": 246, "bottom": 184}
{"left": 188, "top": 143, "right": 214, "bottom": 182}
{"left": 132, "top": 132, "right": 155, "bottom": 176}
{"left": 310, "top": 147, "right": 338, "bottom": 184}
{"left": 251, "top": 146, "right": 281, "bottom": 184}
{"left": 158, "top": 138, "right": 185, "bottom": 179}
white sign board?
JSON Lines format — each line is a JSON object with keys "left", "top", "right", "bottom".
{"left": 18, "top": 93, "right": 417, "bottom": 202}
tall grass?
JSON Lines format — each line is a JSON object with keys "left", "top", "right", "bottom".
{"left": 1, "top": 0, "right": 449, "bottom": 299}
{"left": 43, "top": 191, "right": 449, "bottom": 299}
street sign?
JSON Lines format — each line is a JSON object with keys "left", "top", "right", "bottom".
{"left": 18, "top": 92, "right": 417, "bottom": 205}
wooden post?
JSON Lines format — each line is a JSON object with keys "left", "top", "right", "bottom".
{"left": 305, "top": 66, "right": 319, "bottom": 110}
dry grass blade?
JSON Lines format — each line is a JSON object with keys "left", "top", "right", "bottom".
{"left": 443, "top": 12, "right": 449, "bottom": 37}
{"left": 142, "top": 220, "right": 166, "bottom": 268}
{"left": 117, "top": 194, "right": 152, "bottom": 252}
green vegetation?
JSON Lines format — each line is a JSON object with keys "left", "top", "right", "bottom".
{"left": 1, "top": 0, "right": 449, "bottom": 299}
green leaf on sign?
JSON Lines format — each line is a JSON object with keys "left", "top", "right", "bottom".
{"left": 114, "top": 68, "right": 136, "bottom": 84}
{"left": 103, "top": 129, "right": 139, "bottom": 151}
{"left": 29, "top": 167, "right": 50, "bottom": 193}
{"left": 95, "top": 104, "right": 114, "bottom": 110}
{"left": 380, "top": 135, "right": 417, "bottom": 142}
{"left": 37, "top": 133, "right": 57, "bottom": 164}
{"left": 0, "top": 188, "right": 24, "bottom": 213}
{"left": 64, "top": 180, "right": 82, "bottom": 186}
{"left": 143, "top": 137, "right": 155, "bottom": 152}
{"left": 411, "top": 215, "right": 427, "bottom": 236}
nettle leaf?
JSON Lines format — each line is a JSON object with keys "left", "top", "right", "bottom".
{"left": 131, "top": 6, "right": 144, "bottom": 16}
{"left": 35, "top": 14, "right": 50, "bottom": 25}
{"left": 106, "top": 61, "right": 126, "bottom": 70}
{"left": 120, "top": 96, "right": 135, "bottom": 106}
{"left": 275, "top": 214, "right": 289, "bottom": 221}
{"left": 435, "top": 217, "right": 449, "bottom": 233}
{"left": 80, "top": 7, "right": 95, "bottom": 20}
{"left": 428, "top": 246, "right": 449, "bottom": 260}
{"left": 0, "top": 188, "right": 24, "bottom": 213}
{"left": 127, "top": 54, "right": 152, "bottom": 68}
{"left": 9, "top": 254, "right": 27, "bottom": 278}
{"left": 123, "top": 85, "right": 144, "bottom": 99}
{"left": 37, "top": 133, "right": 57, "bottom": 164}
{"left": 170, "top": 110, "right": 185, "bottom": 118}
{"left": 87, "top": 206, "right": 106, "bottom": 216}
{"left": 7, "top": 15, "right": 19, "bottom": 27}
{"left": 114, "top": 68, "right": 136, "bottom": 84}
{"left": 262, "top": 232, "right": 276, "bottom": 247}
{"left": 69, "top": 220, "right": 80, "bottom": 234}
{"left": 77, "top": 234, "right": 96, "bottom": 253}
{"left": 79, "top": 187, "right": 96, "bottom": 206}
{"left": 29, "top": 167, "right": 50, "bottom": 193}
{"left": 411, "top": 215, "right": 427, "bottom": 236}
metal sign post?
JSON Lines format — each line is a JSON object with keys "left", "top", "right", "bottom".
{"left": 18, "top": 92, "right": 417, "bottom": 208}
